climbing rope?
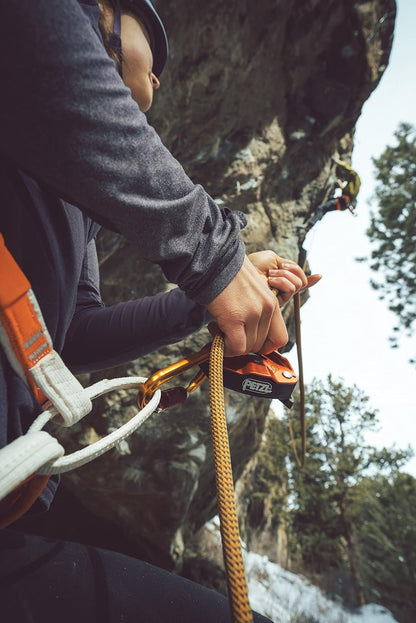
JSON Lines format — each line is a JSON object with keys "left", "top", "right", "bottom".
{"left": 209, "top": 334, "right": 253, "bottom": 623}
{"left": 287, "top": 291, "right": 306, "bottom": 469}
{"left": 285, "top": 245, "right": 308, "bottom": 469}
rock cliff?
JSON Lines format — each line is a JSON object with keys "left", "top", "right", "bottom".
{"left": 47, "top": 0, "right": 396, "bottom": 578}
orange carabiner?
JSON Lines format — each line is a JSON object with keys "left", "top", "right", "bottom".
{"left": 137, "top": 343, "right": 211, "bottom": 410}
{"left": 138, "top": 341, "right": 298, "bottom": 412}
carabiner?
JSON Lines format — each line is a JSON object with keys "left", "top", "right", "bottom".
{"left": 137, "top": 343, "right": 211, "bottom": 410}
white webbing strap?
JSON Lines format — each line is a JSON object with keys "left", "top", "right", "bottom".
{"left": 25, "top": 289, "right": 92, "bottom": 426}
{"left": 0, "top": 305, "right": 92, "bottom": 427}
{"left": 28, "top": 376, "right": 161, "bottom": 475}
{"left": 30, "top": 350, "right": 92, "bottom": 427}
{"left": 0, "top": 431, "right": 64, "bottom": 502}
{"left": 0, "top": 377, "right": 160, "bottom": 504}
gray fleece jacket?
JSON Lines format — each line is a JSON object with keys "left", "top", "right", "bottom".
{"left": 0, "top": 0, "right": 246, "bottom": 305}
{"left": 0, "top": 0, "right": 246, "bottom": 510}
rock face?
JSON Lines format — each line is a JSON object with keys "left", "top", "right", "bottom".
{"left": 54, "top": 0, "right": 396, "bottom": 573}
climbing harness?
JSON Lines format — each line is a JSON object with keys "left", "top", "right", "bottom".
{"left": 0, "top": 234, "right": 91, "bottom": 425}
{"left": 0, "top": 373, "right": 161, "bottom": 528}
{"left": 0, "top": 233, "right": 161, "bottom": 525}
{"left": 0, "top": 232, "right": 305, "bottom": 622}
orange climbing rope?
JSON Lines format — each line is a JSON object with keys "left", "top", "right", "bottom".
{"left": 209, "top": 334, "right": 253, "bottom": 623}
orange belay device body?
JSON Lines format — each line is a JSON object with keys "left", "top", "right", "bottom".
{"left": 137, "top": 342, "right": 298, "bottom": 412}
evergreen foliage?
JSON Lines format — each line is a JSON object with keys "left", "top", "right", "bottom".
{"left": 246, "top": 415, "right": 288, "bottom": 532}
{"left": 284, "top": 376, "right": 412, "bottom": 609}
{"left": 245, "top": 375, "right": 415, "bottom": 619}
{"left": 365, "top": 122, "right": 416, "bottom": 359}
{"left": 241, "top": 414, "right": 290, "bottom": 559}
{"left": 352, "top": 473, "right": 416, "bottom": 623}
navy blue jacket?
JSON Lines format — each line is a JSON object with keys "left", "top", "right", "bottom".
{"left": 0, "top": 0, "right": 246, "bottom": 510}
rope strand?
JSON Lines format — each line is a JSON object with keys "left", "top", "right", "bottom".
{"left": 209, "top": 334, "right": 253, "bottom": 623}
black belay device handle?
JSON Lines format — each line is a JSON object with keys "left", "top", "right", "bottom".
{"left": 199, "top": 350, "right": 297, "bottom": 408}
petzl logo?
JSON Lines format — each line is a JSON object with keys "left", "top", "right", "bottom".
{"left": 242, "top": 378, "right": 273, "bottom": 395}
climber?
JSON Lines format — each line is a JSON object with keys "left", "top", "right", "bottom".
{"left": 0, "top": 1, "right": 321, "bottom": 621}
{"left": 304, "top": 158, "right": 361, "bottom": 232}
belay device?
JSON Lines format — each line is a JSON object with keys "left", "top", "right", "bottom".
{"left": 202, "top": 350, "right": 296, "bottom": 407}
{"left": 137, "top": 341, "right": 297, "bottom": 411}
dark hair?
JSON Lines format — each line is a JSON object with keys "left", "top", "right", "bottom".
{"left": 98, "top": 1, "right": 122, "bottom": 72}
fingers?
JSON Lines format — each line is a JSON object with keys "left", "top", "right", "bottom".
{"left": 257, "top": 305, "right": 288, "bottom": 355}
{"left": 205, "top": 252, "right": 321, "bottom": 358}
{"left": 268, "top": 263, "right": 322, "bottom": 306}
{"left": 305, "top": 273, "right": 322, "bottom": 289}
{"left": 268, "top": 268, "right": 304, "bottom": 292}
{"left": 220, "top": 289, "right": 275, "bottom": 357}
{"left": 206, "top": 256, "right": 282, "bottom": 357}
{"left": 210, "top": 319, "right": 248, "bottom": 356}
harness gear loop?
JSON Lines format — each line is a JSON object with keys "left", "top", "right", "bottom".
{"left": 209, "top": 334, "right": 253, "bottom": 623}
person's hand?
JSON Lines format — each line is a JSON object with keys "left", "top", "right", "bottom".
{"left": 248, "top": 250, "right": 321, "bottom": 307}
{"left": 206, "top": 255, "right": 288, "bottom": 357}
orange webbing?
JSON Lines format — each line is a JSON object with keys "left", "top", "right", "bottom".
{"left": 0, "top": 234, "right": 49, "bottom": 404}
{"left": 0, "top": 474, "right": 50, "bottom": 530}
{"left": 209, "top": 335, "right": 253, "bottom": 623}
{"left": 0, "top": 235, "right": 32, "bottom": 307}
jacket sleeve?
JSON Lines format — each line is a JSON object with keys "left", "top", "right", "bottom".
{"left": 0, "top": 0, "right": 246, "bottom": 305}
{"left": 62, "top": 240, "right": 209, "bottom": 372}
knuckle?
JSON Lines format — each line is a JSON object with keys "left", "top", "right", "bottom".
{"left": 265, "top": 293, "right": 277, "bottom": 313}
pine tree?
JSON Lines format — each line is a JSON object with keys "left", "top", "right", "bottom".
{"left": 239, "top": 414, "right": 290, "bottom": 560}
{"left": 351, "top": 472, "right": 416, "bottom": 623}
{"left": 287, "top": 376, "right": 412, "bottom": 606}
{"left": 365, "top": 122, "right": 416, "bottom": 360}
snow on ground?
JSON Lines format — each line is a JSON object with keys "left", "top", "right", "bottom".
{"left": 204, "top": 517, "right": 397, "bottom": 622}
{"left": 245, "top": 552, "right": 398, "bottom": 623}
